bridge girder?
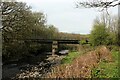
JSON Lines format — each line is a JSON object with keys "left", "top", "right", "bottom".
{"left": 7, "top": 39, "right": 80, "bottom": 44}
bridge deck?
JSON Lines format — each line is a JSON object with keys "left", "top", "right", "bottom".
{"left": 6, "top": 38, "right": 80, "bottom": 44}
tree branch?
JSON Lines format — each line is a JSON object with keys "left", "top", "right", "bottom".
{"left": 77, "top": 0, "right": 119, "bottom": 9}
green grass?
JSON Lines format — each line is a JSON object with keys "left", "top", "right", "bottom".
{"left": 61, "top": 46, "right": 120, "bottom": 78}
{"left": 92, "top": 50, "right": 119, "bottom": 78}
{"left": 61, "top": 51, "right": 82, "bottom": 64}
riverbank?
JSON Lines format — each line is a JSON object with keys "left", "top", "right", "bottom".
{"left": 2, "top": 46, "right": 119, "bottom": 79}
{"left": 45, "top": 46, "right": 119, "bottom": 78}
{"left": 2, "top": 54, "right": 66, "bottom": 80}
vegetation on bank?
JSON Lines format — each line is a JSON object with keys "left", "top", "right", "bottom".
{"left": 89, "top": 15, "right": 119, "bottom": 46}
{"left": 91, "top": 48, "right": 119, "bottom": 78}
{"left": 61, "top": 51, "right": 81, "bottom": 64}
{"left": 2, "top": 0, "right": 120, "bottom": 79}
{"left": 46, "top": 46, "right": 115, "bottom": 78}
{"left": 61, "top": 45, "right": 94, "bottom": 64}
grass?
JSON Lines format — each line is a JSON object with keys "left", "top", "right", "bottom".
{"left": 61, "top": 45, "right": 94, "bottom": 64}
{"left": 92, "top": 49, "right": 119, "bottom": 78}
{"left": 61, "top": 51, "right": 82, "bottom": 64}
{"left": 46, "top": 46, "right": 119, "bottom": 78}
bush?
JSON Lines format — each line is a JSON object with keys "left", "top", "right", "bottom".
{"left": 80, "top": 40, "right": 87, "bottom": 45}
{"left": 90, "top": 23, "right": 108, "bottom": 46}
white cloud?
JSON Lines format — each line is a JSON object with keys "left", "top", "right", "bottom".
{"left": 17, "top": 0, "right": 117, "bottom": 34}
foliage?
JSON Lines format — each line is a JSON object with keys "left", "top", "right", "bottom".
{"left": 80, "top": 40, "right": 88, "bottom": 45}
{"left": 90, "top": 23, "right": 108, "bottom": 46}
{"left": 90, "top": 14, "right": 119, "bottom": 46}
{"left": 91, "top": 50, "right": 119, "bottom": 78}
{"left": 47, "top": 46, "right": 113, "bottom": 78}
{"left": 118, "top": 18, "right": 120, "bottom": 46}
{"left": 1, "top": 1, "right": 59, "bottom": 62}
{"left": 58, "top": 32, "right": 82, "bottom": 40}
{"left": 61, "top": 51, "right": 81, "bottom": 64}
{"left": 77, "top": 0, "right": 120, "bottom": 46}
{"left": 2, "top": 1, "right": 84, "bottom": 63}
{"left": 106, "top": 32, "right": 118, "bottom": 45}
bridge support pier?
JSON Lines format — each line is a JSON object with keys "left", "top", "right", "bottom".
{"left": 52, "top": 41, "right": 58, "bottom": 56}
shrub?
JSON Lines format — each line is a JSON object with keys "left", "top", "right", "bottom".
{"left": 90, "top": 23, "right": 108, "bottom": 46}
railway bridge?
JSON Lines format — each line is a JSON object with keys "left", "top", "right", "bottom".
{"left": 7, "top": 38, "right": 80, "bottom": 55}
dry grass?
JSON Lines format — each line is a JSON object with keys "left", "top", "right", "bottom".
{"left": 46, "top": 46, "right": 113, "bottom": 78}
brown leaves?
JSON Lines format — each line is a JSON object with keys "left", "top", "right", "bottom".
{"left": 46, "top": 46, "right": 113, "bottom": 78}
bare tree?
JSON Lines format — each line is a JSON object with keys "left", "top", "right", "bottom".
{"left": 77, "top": 0, "right": 120, "bottom": 46}
{"left": 77, "top": 0, "right": 120, "bottom": 11}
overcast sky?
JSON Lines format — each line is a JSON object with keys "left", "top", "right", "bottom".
{"left": 18, "top": 0, "right": 118, "bottom": 34}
